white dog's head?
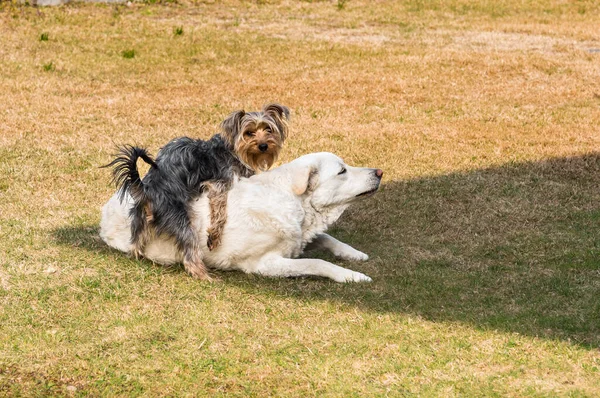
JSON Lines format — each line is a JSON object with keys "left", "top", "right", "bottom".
{"left": 285, "top": 152, "right": 383, "bottom": 210}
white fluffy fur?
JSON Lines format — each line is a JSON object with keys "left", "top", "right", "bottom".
{"left": 100, "top": 152, "right": 380, "bottom": 283}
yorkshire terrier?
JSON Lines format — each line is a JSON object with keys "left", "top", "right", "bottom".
{"left": 104, "top": 103, "right": 290, "bottom": 280}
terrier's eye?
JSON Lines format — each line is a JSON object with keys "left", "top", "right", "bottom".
{"left": 244, "top": 131, "right": 256, "bottom": 137}
{"left": 338, "top": 167, "right": 347, "bottom": 175}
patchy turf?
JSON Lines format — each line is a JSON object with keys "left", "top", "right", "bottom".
{"left": 1, "top": 0, "right": 599, "bottom": 395}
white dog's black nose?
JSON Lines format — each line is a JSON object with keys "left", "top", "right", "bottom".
{"left": 375, "top": 169, "right": 383, "bottom": 179}
{"left": 258, "top": 143, "right": 268, "bottom": 152}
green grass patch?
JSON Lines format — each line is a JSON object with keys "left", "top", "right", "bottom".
{"left": 42, "top": 61, "right": 54, "bottom": 71}
{"left": 121, "top": 49, "right": 136, "bottom": 59}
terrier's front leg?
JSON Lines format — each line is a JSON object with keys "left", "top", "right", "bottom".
{"left": 204, "top": 181, "right": 230, "bottom": 251}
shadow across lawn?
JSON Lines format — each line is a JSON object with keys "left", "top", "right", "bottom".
{"left": 227, "top": 152, "right": 600, "bottom": 348}
{"left": 53, "top": 153, "right": 600, "bottom": 348}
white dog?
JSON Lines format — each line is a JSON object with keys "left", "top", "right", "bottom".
{"left": 100, "top": 152, "right": 383, "bottom": 283}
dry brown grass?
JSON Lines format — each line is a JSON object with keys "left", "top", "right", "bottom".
{"left": 1, "top": 0, "right": 600, "bottom": 395}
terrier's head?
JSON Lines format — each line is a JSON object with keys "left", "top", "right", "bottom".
{"left": 220, "top": 103, "right": 290, "bottom": 172}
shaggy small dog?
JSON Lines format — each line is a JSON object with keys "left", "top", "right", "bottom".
{"left": 100, "top": 152, "right": 383, "bottom": 283}
{"left": 104, "top": 103, "right": 290, "bottom": 280}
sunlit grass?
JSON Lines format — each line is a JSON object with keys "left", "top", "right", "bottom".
{"left": 0, "top": 0, "right": 599, "bottom": 395}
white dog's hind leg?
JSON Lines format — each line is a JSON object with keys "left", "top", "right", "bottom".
{"left": 308, "top": 234, "right": 369, "bottom": 261}
{"left": 256, "top": 256, "right": 372, "bottom": 283}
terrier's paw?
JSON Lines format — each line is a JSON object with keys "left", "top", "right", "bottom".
{"left": 206, "top": 235, "right": 215, "bottom": 251}
{"left": 188, "top": 268, "right": 215, "bottom": 282}
{"left": 184, "top": 259, "right": 213, "bottom": 282}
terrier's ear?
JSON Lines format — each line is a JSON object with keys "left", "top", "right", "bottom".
{"left": 263, "top": 103, "right": 290, "bottom": 141}
{"left": 220, "top": 110, "right": 246, "bottom": 148}
{"left": 291, "top": 166, "right": 318, "bottom": 196}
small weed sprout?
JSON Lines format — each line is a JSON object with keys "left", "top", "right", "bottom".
{"left": 337, "top": 0, "right": 347, "bottom": 10}
{"left": 174, "top": 26, "right": 184, "bottom": 36}
{"left": 122, "top": 49, "right": 136, "bottom": 59}
{"left": 43, "top": 62, "right": 54, "bottom": 71}
{"left": 40, "top": 32, "right": 49, "bottom": 41}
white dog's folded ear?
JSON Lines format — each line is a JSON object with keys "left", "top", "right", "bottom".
{"left": 291, "top": 166, "right": 318, "bottom": 196}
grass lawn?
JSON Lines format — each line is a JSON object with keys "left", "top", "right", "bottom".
{"left": 1, "top": 0, "right": 600, "bottom": 395}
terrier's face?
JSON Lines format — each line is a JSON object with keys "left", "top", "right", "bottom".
{"left": 221, "top": 104, "right": 290, "bottom": 172}
{"left": 234, "top": 116, "right": 284, "bottom": 172}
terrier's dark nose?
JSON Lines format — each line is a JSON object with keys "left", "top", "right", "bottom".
{"left": 258, "top": 143, "right": 268, "bottom": 152}
{"left": 375, "top": 169, "right": 383, "bottom": 179}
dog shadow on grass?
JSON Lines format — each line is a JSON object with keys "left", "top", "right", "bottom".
{"left": 53, "top": 153, "right": 600, "bottom": 349}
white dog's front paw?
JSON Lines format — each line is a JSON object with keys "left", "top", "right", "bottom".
{"left": 334, "top": 270, "right": 372, "bottom": 283}
{"left": 351, "top": 271, "right": 372, "bottom": 283}
{"left": 338, "top": 249, "right": 369, "bottom": 262}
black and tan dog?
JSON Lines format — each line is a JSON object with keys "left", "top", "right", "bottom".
{"left": 105, "top": 103, "right": 290, "bottom": 280}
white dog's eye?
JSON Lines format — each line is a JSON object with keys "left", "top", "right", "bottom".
{"left": 338, "top": 167, "right": 347, "bottom": 175}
